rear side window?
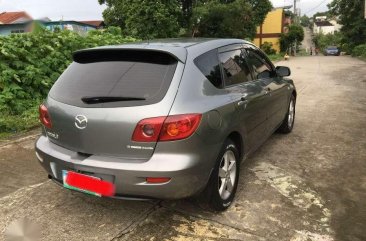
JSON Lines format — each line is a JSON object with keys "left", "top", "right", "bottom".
{"left": 219, "top": 49, "right": 252, "bottom": 86}
{"left": 49, "top": 50, "right": 177, "bottom": 107}
{"left": 194, "top": 49, "right": 222, "bottom": 88}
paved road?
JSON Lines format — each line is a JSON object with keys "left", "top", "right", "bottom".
{"left": 302, "top": 27, "right": 313, "bottom": 53}
{"left": 1, "top": 56, "right": 366, "bottom": 241}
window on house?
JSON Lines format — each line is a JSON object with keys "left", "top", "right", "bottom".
{"left": 11, "top": 29, "right": 25, "bottom": 33}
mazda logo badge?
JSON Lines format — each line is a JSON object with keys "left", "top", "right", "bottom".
{"left": 75, "top": 115, "right": 88, "bottom": 129}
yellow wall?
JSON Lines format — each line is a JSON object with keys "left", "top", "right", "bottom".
{"left": 253, "top": 8, "right": 283, "bottom": 53}
{"left": 262, "top": 9, "right": 283, "bottom": 34}
{"left": 253, "top": 38, "right": 260, "bottom": 47}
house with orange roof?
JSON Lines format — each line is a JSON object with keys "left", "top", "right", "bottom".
{"left": 0, "top": 11, "right": 32, "bottom": 24}
{"left": 0, "top": 11, "right": 104, "bottom": 36}
{"left": 79, "top": 20, "right": 105, "bottom": 29}
{"left": 0, "top": 11, "right": 33, "bottom": 34}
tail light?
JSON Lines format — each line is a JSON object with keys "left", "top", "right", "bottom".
{"left": 131, "top": 117, "right": 165, "bottom": 142}
{"left": 132, "top": 114, "right": 202, "bottom": 142}
{"left": 39, "top": 104, "right": 52, "bottom": 129}
{"left": 159, "top": 114, "right": 202, "bottom": 141}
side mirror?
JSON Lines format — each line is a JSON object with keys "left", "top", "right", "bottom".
{"left": 276, "top": 66, "right": 291, "bottom": 77}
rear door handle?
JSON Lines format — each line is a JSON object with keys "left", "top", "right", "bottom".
{"left": 238, "top": 96, "right": 248, "bottom": 106}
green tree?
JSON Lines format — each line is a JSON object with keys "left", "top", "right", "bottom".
{"left": 280, "top": 24, "right": 304, "bottom": 52}
{"left": 328, "top": 0, "right": 366, "bottom": 49}
{"left": 312, "top": 11, "right": 330, "bottom": 19}
{"left": 191, "top": 1, "right": 252, "bottom": 38}
{"left": 285, "top": 10, "right": 295, "bottom": 19}
{"left": 247, "top": 0, "right": 273, "bottom": 27}
{"left": 300, "top": 15, "right": 310, "bottom": 27}
{"left": 191, "top": 0, "right": 271, "bottom": 38}
{"left": 99, "top": 0, "right": 272, "bottom": 39}
{"left": 98, "top": 0, "right": 181, "bottom": 39}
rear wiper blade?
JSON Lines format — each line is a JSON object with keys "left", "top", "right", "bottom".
{"left": 81, "top": 96, "right": 146, "bottom": 104}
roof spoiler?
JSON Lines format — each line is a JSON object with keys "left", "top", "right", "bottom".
{"left": 73, "top": 47, "right": 187, "bottom": 64}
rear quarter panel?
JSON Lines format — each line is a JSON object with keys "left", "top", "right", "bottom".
{"left": 167, "top": 45, "right": 248, "bottom": 167}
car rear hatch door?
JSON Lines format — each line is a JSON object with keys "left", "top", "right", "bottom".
{"left": 45, "top": 48, "right": 185, "bottom": 160}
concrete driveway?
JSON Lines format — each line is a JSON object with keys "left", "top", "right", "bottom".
{"left": 1, "top": 56, "right": 365, "bottom": 241}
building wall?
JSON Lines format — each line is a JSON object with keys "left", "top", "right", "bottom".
{"left": 262, "top": 9, "right": 283, "bottom": 34}
{"left": 253, "top": 38, "right": 260, "bottom": 48}
{"left": 44, "top": 22, "right": 96, "bottom": 36}
{"left": 254, "top": 8, "right": 284, "bottom": 53}
{"left": 329, "top": 20, "right": 342, "bottom": 32}
{"left": 0, "top": 24, "right": 28, "bottom": 35}
{"left": 313, "top": 24, "right": 335, "bottom": 35}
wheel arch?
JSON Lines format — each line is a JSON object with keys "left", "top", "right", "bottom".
{"left": 227, "top": 131, "right": 244, "bottom": 161}
{"left": 292, "top": 90, "right": 297, "bottom": 98}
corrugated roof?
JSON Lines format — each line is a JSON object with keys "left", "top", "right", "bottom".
{"left": 0, "top": 11, "right": 32, "bottom": 24}
{"left": 79, "top": 20, "right": 104, "bottom": 27}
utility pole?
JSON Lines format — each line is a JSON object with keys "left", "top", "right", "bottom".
{"left": 293, "top": 0, "right": 300, "bottom": 23}
{"left": 293, "top": 0, "right": 299, "bottom": 56}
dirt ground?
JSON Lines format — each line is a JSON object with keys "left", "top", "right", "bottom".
{"left": 0, "top": 56, "right": 365, "bottom": 241}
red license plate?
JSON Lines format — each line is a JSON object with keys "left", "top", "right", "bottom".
{"left": 63, "top": 170, "right": 115, "bottom": 197}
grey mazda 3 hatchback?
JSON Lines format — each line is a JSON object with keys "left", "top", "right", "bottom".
{"left": 35, "top": 38, "right": 296, "bottom": 210}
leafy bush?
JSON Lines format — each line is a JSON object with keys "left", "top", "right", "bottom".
{"left": 313, "top": 32, "right": 343, "bottom": 52}
{"left": 0, "top": 28, "right": 136, "bottom": 134}
{"left": 352, "top": 44, "right": 366, "bottom": 58}
{"left": 0, "top": 101, "right": 40, "bottom": 134}
{"left": 261, "top": 42, "right": 277, "bottom": 55}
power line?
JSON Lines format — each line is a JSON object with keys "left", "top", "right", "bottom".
{"left": 304, "top": 0, "right": 329, "bottom": 15}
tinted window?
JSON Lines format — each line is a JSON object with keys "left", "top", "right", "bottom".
{"left": 49, "top": 50, "right": 177, "bottom": 108}
{"left": 245, "top": 49, "right": 273, "bottom": 80}
{"left": 194, "top": 49, "right": 222, "bottom": 88}
{"left": 219, "top": 49, "right": 252, "bottom": 87}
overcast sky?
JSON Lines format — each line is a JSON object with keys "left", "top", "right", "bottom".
{"left": 271, "top": 0, "right": 332, "bottom": 16}
{"left": 0, "top": 0, "right": 332, "bottom": 21}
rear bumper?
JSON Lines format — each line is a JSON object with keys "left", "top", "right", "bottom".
{"left": 35, "top": 136, "right": 216, "bottom": 199}
{"left": 325, "top": 52, "right": 339, "bottom": 56}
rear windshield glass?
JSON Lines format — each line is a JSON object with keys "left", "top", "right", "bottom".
{"left": 327, "top": 47, "right": 338, "bottom": 50}
{"left": 49, "top": 50, "right": 178, "bottom": 108}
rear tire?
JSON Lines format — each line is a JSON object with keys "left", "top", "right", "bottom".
{"left": 199, "top": 139, "right": 240, "bottom": 211}
{"left": 278, "top": 95, "right": 296, "bottom": 134}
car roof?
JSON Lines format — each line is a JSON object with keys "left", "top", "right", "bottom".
{"left": 125, "top": 38, "right": 251, "bottom": 48}
{"left": 74, "top": 38, "right": 253, "bottom": 63}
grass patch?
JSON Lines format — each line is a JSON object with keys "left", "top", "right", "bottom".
{"left": 297, "top": 49, "right": 309, "bottom": 56}
{"left": 268, "top": 54, "right": 284, "bottom": 62}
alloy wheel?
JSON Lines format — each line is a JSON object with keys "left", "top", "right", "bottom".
{"left": 218, "top": 150, "right": 237, "bottom": 200}
{"left": 288, "top": 100, "right": 295, "bottom": 128}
